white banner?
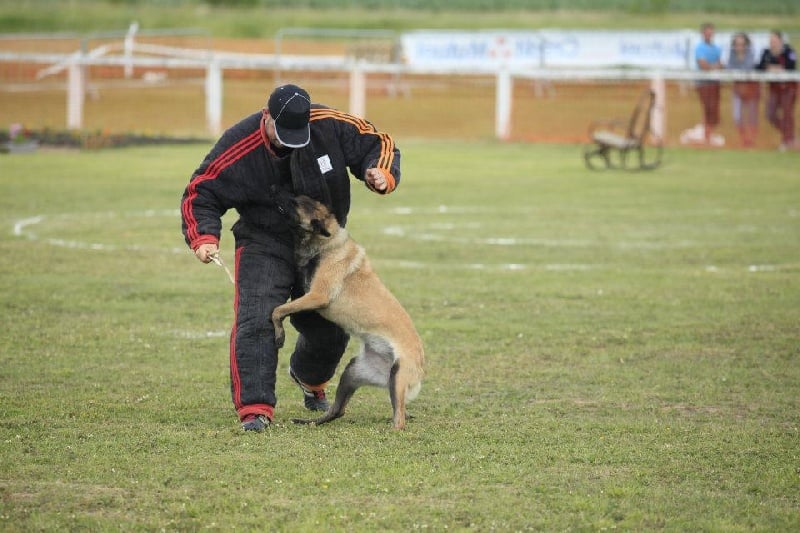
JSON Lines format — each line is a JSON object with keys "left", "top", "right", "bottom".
{"left": 400, "top": 31, "right": 543, "bottom": 69}
{"left": 400, "top": 30, "right": 772, "bottom": 70}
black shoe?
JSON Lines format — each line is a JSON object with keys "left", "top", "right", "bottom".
{"left": 289, "top": 368, "right": 329, "bottom": 412}
{"left": 303, "top": 389, "right": 329, "bottom": 412}
{"left": 241, "top": 414, "right": 270, "bottom": 432}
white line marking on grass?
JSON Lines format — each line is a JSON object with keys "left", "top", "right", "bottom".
{"left": 12, "top": 211, "right": 187, "bottom": 255}
{"left": 13, "top": 215, "right": 45, "bottom": 237}
{"left": 381, "top": 205, "right": 490, "bottom": 216}
{"left": 25, "top": 209, "right": 776, "bottom": 274}
{"left": 707, "top": 264, "right": 795, "bottom": 273}
{"left": 375, "top": 260, "right": 597, "bottom": 272}
{"left": 748, "top": 265, "right": 777, "bottom": 272}
{"left": 172, "top": 329, "right": 229, "bottom": 339}
{"left": 381, "top": 227, "right": 702, "bottom": 250}
{"left": 381, "top": 226, "right": 594, "bottom": 247}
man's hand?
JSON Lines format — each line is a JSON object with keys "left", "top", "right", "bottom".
{"left": 365, "top": 168, "right": 387, "bottom": 192}
{"left": 194, "top": 243, "right": 219, "bottom": 263}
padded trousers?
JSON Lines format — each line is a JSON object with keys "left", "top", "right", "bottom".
{"left": 229, "top": 228, "right": 349, "bottom": 421}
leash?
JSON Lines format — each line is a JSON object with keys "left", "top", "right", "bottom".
{"left": 209, "top": 252, "right": 235, "bottom": 285}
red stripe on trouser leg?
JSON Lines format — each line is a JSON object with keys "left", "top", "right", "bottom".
{"left": 302, "top": 380, "right": 329, "bottom": 393}
{"left": 230, "top": 245, "right": 244, "bottom": 410}
{"left": 238, "top": 404, "right": 274, "bottom": 422}
{"left": 229, "top": 236, "right": 295, "bottom": 419}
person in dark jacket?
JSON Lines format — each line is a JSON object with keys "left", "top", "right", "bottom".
{"left": 756, "top": 30, "right": 798, "bottom": 150}
{"left": 181, "top": 84, "right": 401, "bottom": 431}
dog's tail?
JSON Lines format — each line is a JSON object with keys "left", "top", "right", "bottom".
{"left": 398, "top": 349, "right": 425, "bottom": 402}
{"left": 407, "top": 380, "right": 423, "bottom": 402}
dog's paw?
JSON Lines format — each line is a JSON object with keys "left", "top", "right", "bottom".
{"left": 273, "top": 324, "right": 286, "bottom": 349}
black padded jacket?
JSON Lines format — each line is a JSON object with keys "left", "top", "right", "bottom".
{"left": 181, "top": 104, "right": 401, "bottom": 250}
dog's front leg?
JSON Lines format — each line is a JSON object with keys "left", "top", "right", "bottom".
{"left": 271, "top": 311, "right": 287, "bottom": 349}
{"left": 271, "top": 290, "right": 332, "bottom": 349}
{"left": 271, "top": 263, "right": 341, "bottom": 348}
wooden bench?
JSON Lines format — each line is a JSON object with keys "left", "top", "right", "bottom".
{"left": 583, "top": 89, "right": 663, "bottom": 171}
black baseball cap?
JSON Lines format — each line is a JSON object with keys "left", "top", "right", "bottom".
{"left": 267, "top": 84, "right": 311, "bottom": 148}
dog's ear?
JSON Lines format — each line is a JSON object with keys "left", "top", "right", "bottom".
{"left": 311, "top": 218, "right": 331, "bottom": 237}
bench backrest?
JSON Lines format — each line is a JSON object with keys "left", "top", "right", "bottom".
{"left": 627, "top": 89, "right": 656, "bottom": 143}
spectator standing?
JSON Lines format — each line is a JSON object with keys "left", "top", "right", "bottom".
{"left": 694, "top": 22, "right": 724, "bottom": 145}
{"left": 727, "top": 32, "right": 760, "bottom": 147}
{"left": 756, "top": 30, "right": 798, "bottom": 151}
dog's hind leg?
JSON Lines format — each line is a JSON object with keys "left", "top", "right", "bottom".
{"left": 389, "top": 362, "right": 406, "bottom": 430}
{"left": 292, "top": 357, "right": 363, "bottom": 426}
{"left": 292, "top": 355, "right": 362, "bottom": 426}
{"left": 390, "top": 360, "right": 419, "bottom": 430}
{"left": 292, "top": 342, "right": 392, "bottom": 427}
{"left": 388, "top": 349, "right": 424, "bottom": 430}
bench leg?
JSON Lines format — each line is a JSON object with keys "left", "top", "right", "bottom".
{"left": 584, "top": 144, "right": 612, "bottom": 170}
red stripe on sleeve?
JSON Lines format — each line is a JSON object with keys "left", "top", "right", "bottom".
{"left": 182, "top": 131, "right": 262, "bottom": 247}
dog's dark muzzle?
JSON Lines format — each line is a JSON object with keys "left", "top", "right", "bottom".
{"left": 271, "top": 186, "right": 299, "bottom": 219}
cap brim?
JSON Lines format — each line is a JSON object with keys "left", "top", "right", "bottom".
{"left": 274, "top": 124, "right": 310, "bottom": 148}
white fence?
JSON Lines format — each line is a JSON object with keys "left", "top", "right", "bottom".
{"left": 2, "top": 27, "right": 799, "bottom": 140}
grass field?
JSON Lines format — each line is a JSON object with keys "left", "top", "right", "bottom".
{"left": 1, "top": 140, "right": 798, "bottom": 530}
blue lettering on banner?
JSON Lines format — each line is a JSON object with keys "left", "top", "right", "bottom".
{"left": 513, "top": 37, "right": 543, "bottom": 57}
{"left": 542, "top": 36, "right": 580, "bottom": 58}
{"left": 402, "top": 30, "right": 765, "bottom": 68}
{"left": 415, "top": 40, "right": 488, "bottom": 60}
{"left": 619, "top": 40, "right": 687, "bottom": 59}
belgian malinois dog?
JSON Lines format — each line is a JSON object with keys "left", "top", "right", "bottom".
{"left": 272, "top": 194, "right": 425, "bottom": 430}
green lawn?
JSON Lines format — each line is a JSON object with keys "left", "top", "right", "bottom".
{"left": 1, "top": 141, "right": 798, "bottom": 530}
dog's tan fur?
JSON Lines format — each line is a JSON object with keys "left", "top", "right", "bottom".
{"left": 272, "top": 195, "right": 425, "bottom": 430}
